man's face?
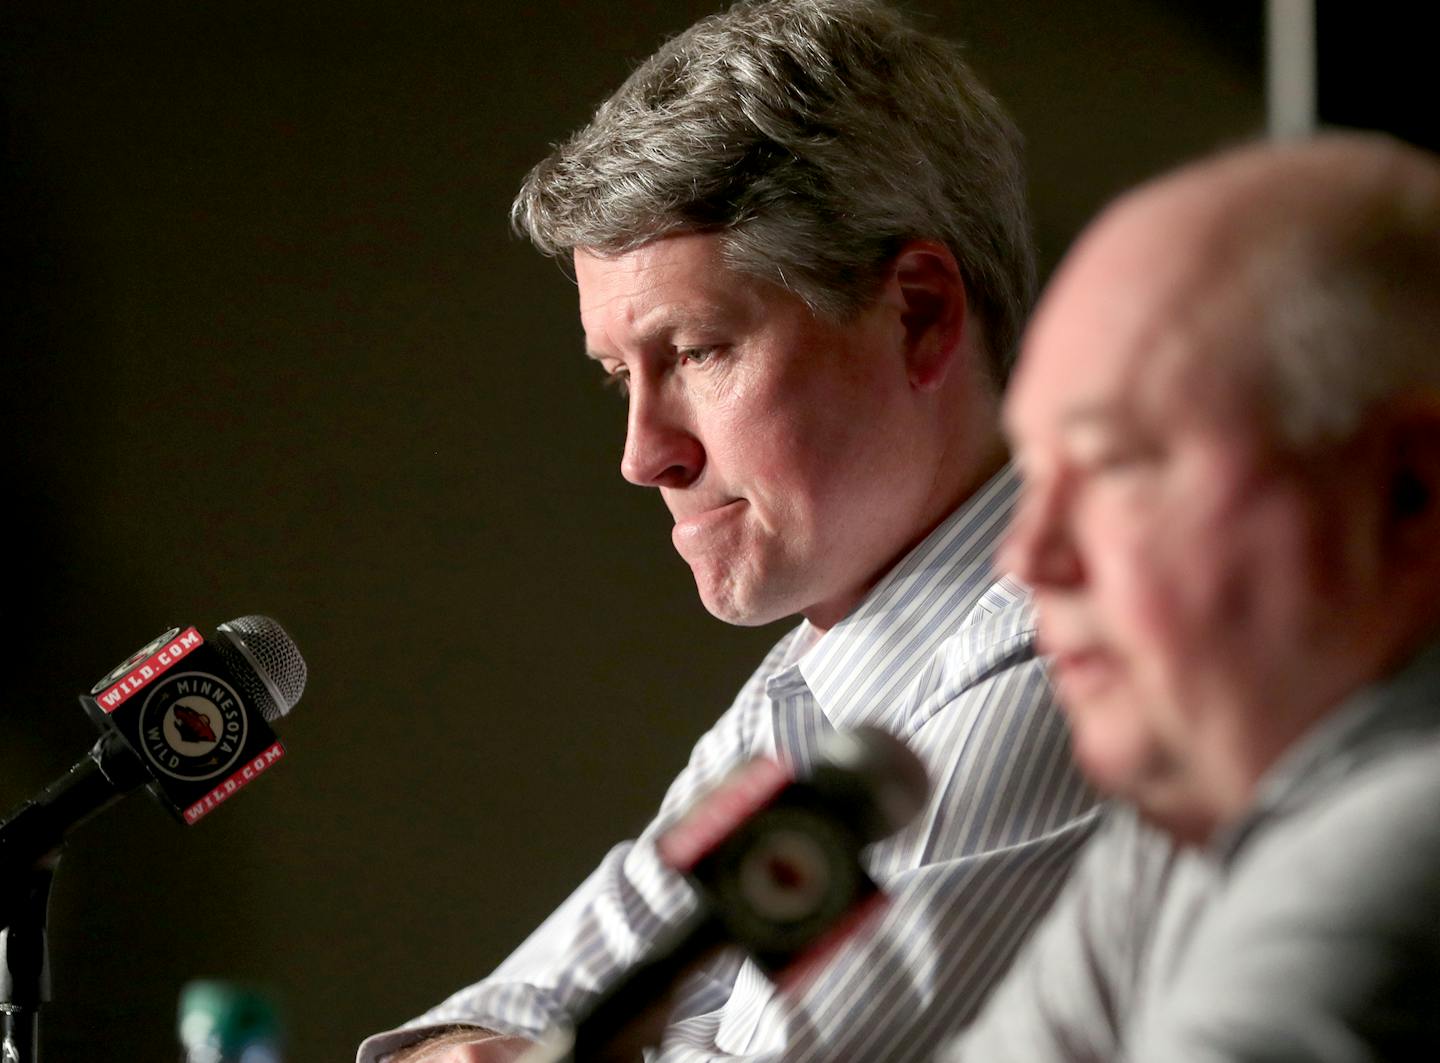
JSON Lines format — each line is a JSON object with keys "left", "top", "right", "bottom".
{"left": 575, "top": 233, "right": 936, "bottom": 629}
{"left": 999, "top": 225, "right": 1364, "bottom": 837}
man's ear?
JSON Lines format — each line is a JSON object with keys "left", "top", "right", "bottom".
{"left": 888, "top": 240, "right": 967, "bottom": 392}
{"left": 1380, "top": 396, "right": 1440, "bottom": 579}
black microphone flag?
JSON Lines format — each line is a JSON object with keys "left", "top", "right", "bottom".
{"left": 79, "top": 618, "right": 301, "bottom": 826}
{"left": 0, "top": 615, "right": 307, "bottom": 886}
{"left": 528, "top": 727, "right": 930, "bottom": 1062}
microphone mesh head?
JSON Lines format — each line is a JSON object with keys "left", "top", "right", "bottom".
{"left": 817, "top": 726, "right": 930, "bottom": 842}
{"left": 214, "top": 615, "right": 307, "bottom": 722}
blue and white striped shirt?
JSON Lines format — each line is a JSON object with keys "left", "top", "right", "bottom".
{"left": 360, "top": 467, "right": 1099, "bottom": 1062}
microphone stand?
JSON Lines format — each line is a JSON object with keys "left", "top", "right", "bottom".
{"left": 0, "top": 852, "right": 57, "bottom": 1063}
{"left": 0, "top": 728, "right": 150, "bottom": 1063}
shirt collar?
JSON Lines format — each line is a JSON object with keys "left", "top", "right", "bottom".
{"left": 764, "top": 465, "right": 1022, "bottom": 731}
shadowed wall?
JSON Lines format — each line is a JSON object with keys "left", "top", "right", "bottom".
{"left": 2, "top": 2, "right": 1261, "bottom": 1057}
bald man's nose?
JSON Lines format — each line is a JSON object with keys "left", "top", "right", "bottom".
{"left": 999, "top": 483, "right": 1084, "bottom": 589}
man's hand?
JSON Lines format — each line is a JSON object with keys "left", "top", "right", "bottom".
{"left": 387, "top": 1028, "right": 534, "bottom": 1063}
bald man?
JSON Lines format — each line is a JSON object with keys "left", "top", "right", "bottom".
{"left": 946, "top": 134, "right": 1440, "bottom": 1060}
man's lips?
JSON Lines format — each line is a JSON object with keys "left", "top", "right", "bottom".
{"left": 1046, "top": 646, "right": 1120, "bottom": 695}
{"left": 1049, "top": 646, "right": 1106, "bottom": 670}
{"left": 671, "top": 498, "right": 747, "bottom": 552}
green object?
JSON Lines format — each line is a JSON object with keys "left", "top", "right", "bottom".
{"left": 177, "top": 980, "right": 283, "bottom": 1063}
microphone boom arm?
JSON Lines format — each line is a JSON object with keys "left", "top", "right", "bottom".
{"left": 1, "top": 730, "right": 149, "bottom": 874}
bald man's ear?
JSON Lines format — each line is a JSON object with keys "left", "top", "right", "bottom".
{"left": 889, "top": 240, "right": 967, "bottom": 392}
{"left": 1381, "top": 397, "right": 1440, "bottom": 579}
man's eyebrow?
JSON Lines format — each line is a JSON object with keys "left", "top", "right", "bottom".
{"left": 1003, "top": 401, "right": 1133, "bottom": 442}
{"left": 580, "top": 303, "right": 735, "bottom": 363}
{"left": 639, "top": 302, "right": 732, "bottom": 337}
{"left": 1058, "top": 403, "right": 1133, "bottom": 431}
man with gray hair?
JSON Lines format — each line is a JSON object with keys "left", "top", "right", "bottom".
{"left": 359, "top": 1, "right": 1097, "bottom": 1060}
{"left": 950, "top": 133, "right": 1440, "bottom": 1060}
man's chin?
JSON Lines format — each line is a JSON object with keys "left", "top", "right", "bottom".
{"left": 697, "top": 594, "right": 791, "bottom": 628}
{"left": 1132, "top": 791, "right": 1220, "bottom": 848}
{"left": 1079, "top": 741, "right": 1219, "bottom": 846}
{"left": 692, "top": 574, "right": 795, "bottom": 628}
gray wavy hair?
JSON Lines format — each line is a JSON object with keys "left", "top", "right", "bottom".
{"left": 511, "top": 0, "right": 1036, "bottom": 386}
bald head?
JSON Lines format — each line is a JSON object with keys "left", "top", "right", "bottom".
{"left": 1030, "top": 134, "right": 1440, "bottom": 452}
{"left": 1001, "top": 135, "right": 1440, "bottom": 840}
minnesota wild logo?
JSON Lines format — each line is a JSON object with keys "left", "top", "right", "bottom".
{"left": 136, "top": 671, "right": 248, "bottom": 782}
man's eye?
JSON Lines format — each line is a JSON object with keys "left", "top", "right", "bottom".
{"left": 1078, "top": 443, "right": 1161, "bottom": 477}
{"left": 677, "top": 346, "right": 718, "bottom": 367}
{"left": 1083, "top": 449, "right": 1133, "bottom": 472}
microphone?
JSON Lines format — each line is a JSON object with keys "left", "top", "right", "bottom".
{"left": 0, "top": 616, "right": 307, "bottom": 888}
{"left": 528, "top": 726, "right": 929, "bottom": 1063}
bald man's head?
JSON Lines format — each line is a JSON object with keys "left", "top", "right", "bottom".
{"left": 1038, "top": 134, "right": 1440, "bottom": 450}
{"left": 1000, "top": 135, "right": 1440, "bottom": 842}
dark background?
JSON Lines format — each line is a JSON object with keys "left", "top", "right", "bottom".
{"left": 1, "top": 2, "right": 1273, "bottom": 1058}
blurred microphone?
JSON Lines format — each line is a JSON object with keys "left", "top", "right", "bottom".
{"left": 528, "top": 726, "right": 929, "bottom": 1063}
{"left": 0, "top": 616, "right": 307, "bottom": 886}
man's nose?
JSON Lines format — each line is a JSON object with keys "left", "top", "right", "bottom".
{"left": 620, "top": 381, "right": 704, "bottom": 489}
{"left": 998, "top": 479, "right": 1084, "bottom": 589}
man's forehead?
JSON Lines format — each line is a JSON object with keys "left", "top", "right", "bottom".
{"left": 577, "top": 285, "right": 750, "bottom": 349}
{"left": 574, "top": 245, "right": 670, "bottom": 315}
{"left": 1006, "top": 305, "right": 1247, "bottom": 458}
{"left": 574, "top": 235, "right": 783, "bottom": 357}
{"left": 577, "top": 237, "right": 750, "bottom": 308}
{"left": 1005, "top": 382, "right": 1144, "bottom": 451}
{"left": 1006, "top": 204, "right": 1247, "bottom": 438}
